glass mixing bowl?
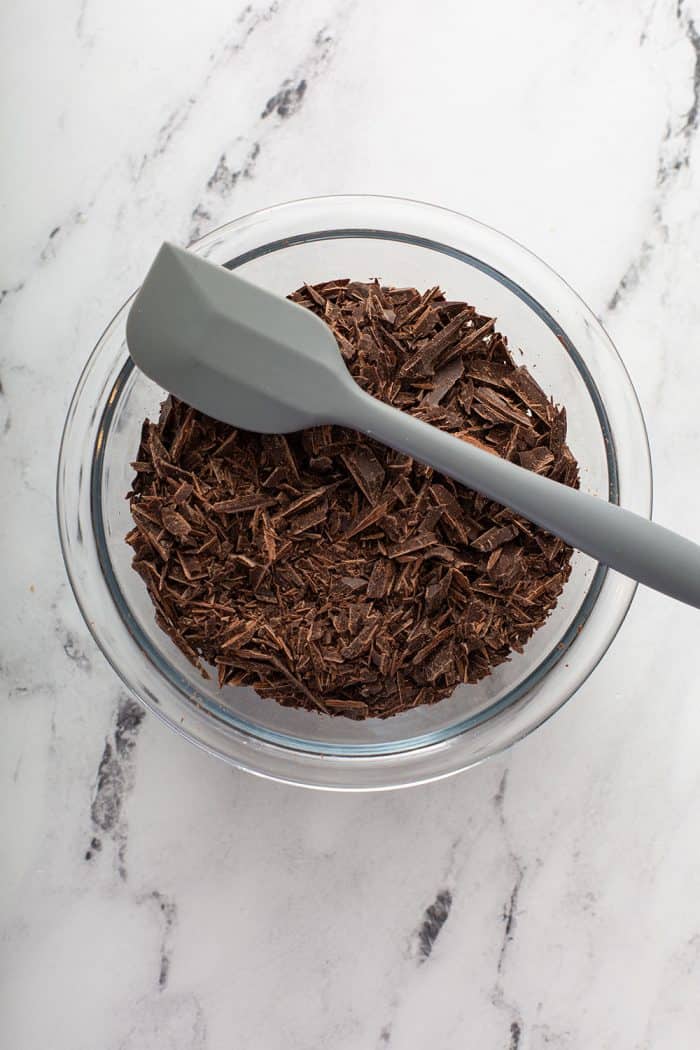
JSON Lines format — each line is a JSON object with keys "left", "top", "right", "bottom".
{"left": 57, "top": 195, "right": 651, "bottom": 790}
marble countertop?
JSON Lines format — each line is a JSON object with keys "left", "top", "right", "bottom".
{"left": 4, "top": 0, "right": 700, "bottom": 1046}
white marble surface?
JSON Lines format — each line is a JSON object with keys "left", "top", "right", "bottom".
{"left": 3, "top": 0, "right": 700, "bottom": 1046}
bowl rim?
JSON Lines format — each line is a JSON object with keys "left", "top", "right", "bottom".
{"left": 57, "top": 193, "right": 652, "bottom": 790}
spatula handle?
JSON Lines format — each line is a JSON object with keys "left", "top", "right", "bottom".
{"left": 349, "top": 389, "right": 700, "bottom": 609}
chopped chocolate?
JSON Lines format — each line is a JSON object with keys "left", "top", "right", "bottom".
{"left": 518, "top": 446, "right": 555, "bottom": 474}
{"left": 340, "top": 447, "right": 385, "bottom": 504}
{"left": 210, "top": 495, "right": 277, "bottom": 514}
{"left": 424, "top": 358, "right": 464, "bottom": 405}
{"left": 127, "top": 280, "right": 578, "bottom": 719}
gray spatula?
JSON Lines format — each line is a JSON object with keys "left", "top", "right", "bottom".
{"left": 126, "top": 242, "right": 700, "bottom": 610}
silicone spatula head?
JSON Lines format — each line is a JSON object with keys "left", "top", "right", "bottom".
{"left": 126, "top": 242, "right": 360, "bottom": 433}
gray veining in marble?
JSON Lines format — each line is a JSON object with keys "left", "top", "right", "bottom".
{"left": 3, "top": 0, "right": 700, "bottom": 1047}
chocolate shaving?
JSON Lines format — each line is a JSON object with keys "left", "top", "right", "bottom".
{"left": 518, "top": 446, "right": 555, "bottom": 474}
{"left": 211, "top": 495, "right": 277, "bottom": 514}
{"left": 340, "top": 447, "right": 385, "bottom": 504}
{"left": 127, "top": 279, "right": 578, "bottom": 719}
{"left": 160, "top": 506, "right": 192, "bottom": 538}
{"left": 424, "top": 359, "right": 464, "bottom": 405}
{"left": 366, "top": 559, "right": 395, "bottom": 599}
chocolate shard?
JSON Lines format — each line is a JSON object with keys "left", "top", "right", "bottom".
{"left": 340, "top": 447, "right": 386, "bottom": 504}
{"left": 453, "top": 317, "right": 496, "bottom": 357}
{"left": 220, "top": 621, "right": 258, "bottom": 650}
{"left": 429, "top": 484, "right": 473, "bottom": 546}
{"left": 366, "top": 559, "right": 395, "bottom": 599}
{"left": 274, "top": 486, "right": 333, "bottom": 520}
{"left": 504, "top": 367, "right": 553, "bottom": 423}
{"left": 424, "top": 644, "right": 456, "bottom": 682}
{"left": 473, "top": 386, "right": 533, "bottom": 427}
{"left": 288, "top": 501, "right": 328, "bottom": 534}
{"left": 549, "top": 407, "right": 568, "bottom": 451}
{"left": 425, "top": 570, "right": 452, "bottom": 613}
{"left": 161, "top": 507, "right": 192, "bottom": 538}
{"left": 345, "top": 500, "right": 392, "bottom": 539}
{"left": 424, "top": 358, "right": 464, "bottom": 405}
{"left": 471, "top": 525, "right": 518, "bottom": 552}
{"left": 173, "top": 481, "right": 194, "bottom": 504}
{"left": 342, "top": 620, "right": 380, "bottom": 660}
{"left": 399, "top": 306, "right": 473, "bottom": 378}
{"left": 211, "top": 495, "right": 277, "bottom": 514}
{"left": 518, "top": 446, "right": 555, "bottom": 474}
{"left": 388, "top": 533, "right": 438, "bottom": 558}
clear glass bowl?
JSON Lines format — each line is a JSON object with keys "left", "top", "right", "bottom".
{"left": 57, "top": 195, "right": 651, "bottom": 790}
